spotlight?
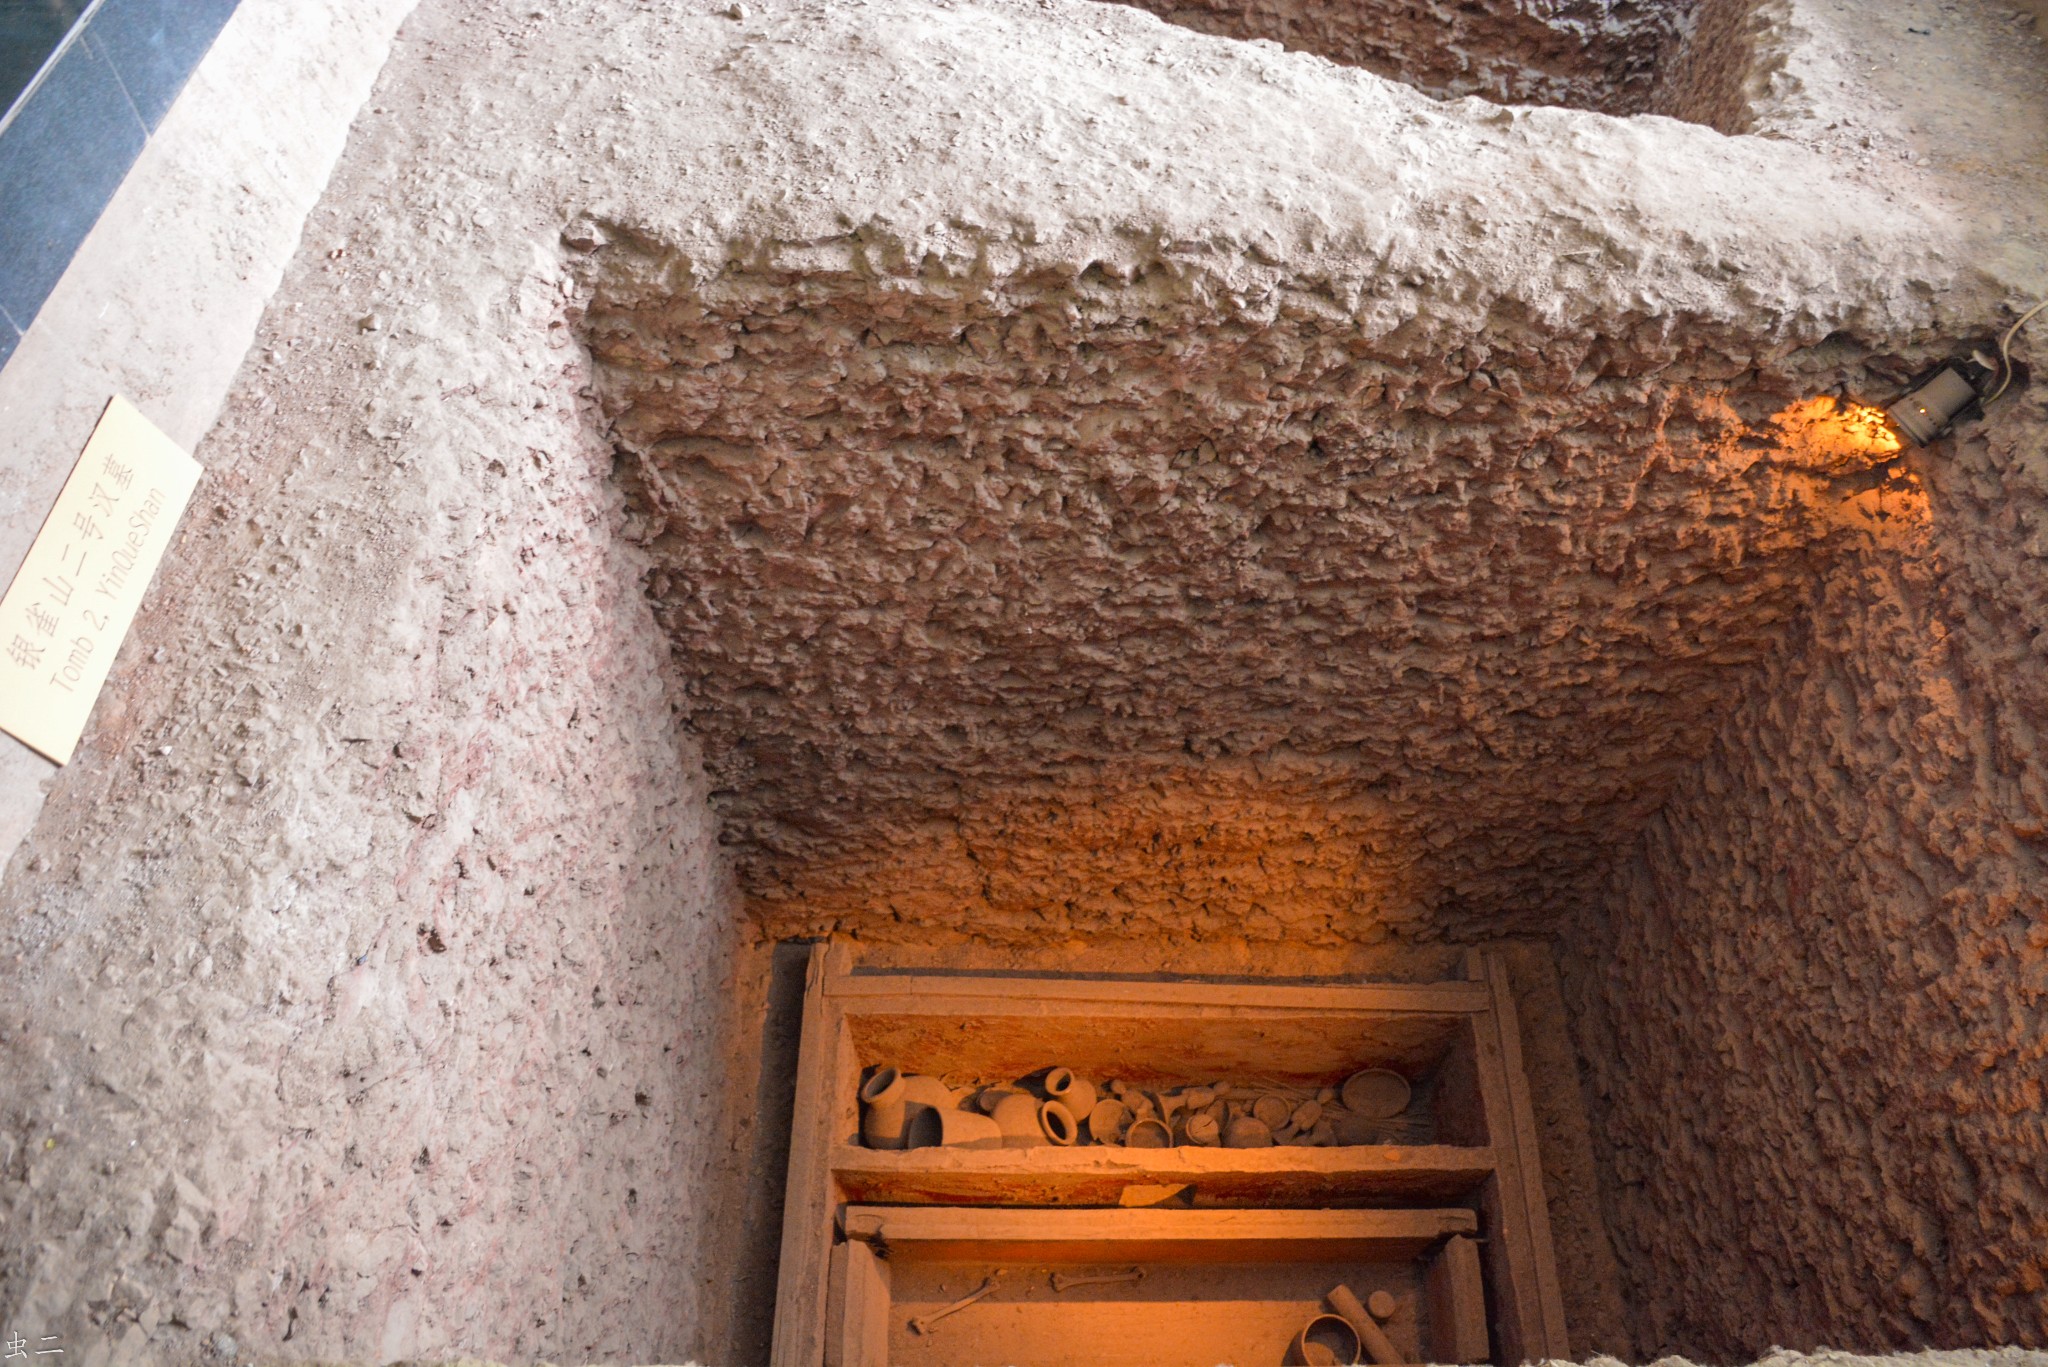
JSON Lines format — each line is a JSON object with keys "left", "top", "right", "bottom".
{"left": 1881, "top": 295, "right": 2045, "bottom": 446}
{"left": 1883, "top": 359, "right": 1990, "bottom": 446}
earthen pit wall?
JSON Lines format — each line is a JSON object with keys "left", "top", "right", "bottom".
{"left": 1095, "top": 0, "right": 1766, "bottom": 129}
{"left": 586, "top": 253, "right": 1931, "bottom": 947}
{"left": 0, "top": 166, "right": 746, "bottom": 1367}
{"left": 1563, "top": 360, "right": 2048, "bottom": 1359}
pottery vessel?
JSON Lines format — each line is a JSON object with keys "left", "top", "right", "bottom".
{"left": 859, "top": 1067, "right": 909, "bottom": 1149}
{"left": 1223, "top": 1116, "right": 1274, "bottom": 1148}
{"left": 1040, "top": 1099, "right": 1081, "bottom": 1146}
{"left": 1340, "top": 1068, "right": 1411, "bottom": 1119}
{"left": 1087, "top": 1098, "right": 1129, "bottom": 1143}
{"left": 906, "top": 1107, "right": 1004, "bottom": 1150}
{"left": 1184, "top": 1111, "right": 1222, "bottom": 1146}
{"left": 1124, "top": 1117, "right": 1172, "bottom": 1148}
{"left": 1044, "top": 1067, "right": 1098, "bottom": 1121}
{"left": 991, "top": 1091, "right": 1048, "bottom": 1147}
{"left": 1286, "top": 1313, "right": 1362, "bottom": 1366}
{"left": 1253, "top": 1093, "right": 1293, "bottom": 1130}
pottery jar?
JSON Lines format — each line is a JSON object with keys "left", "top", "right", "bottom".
{"left": 1040, "top": 1099, "right": 1081, "bottom": 1146}
{"left": 859, "top": 1067, "right": 909, "bottom": 1150}
{"left": 1286, "top": 1313, "right": 1362, "bottom": 1366}
{"left": 991, "top": 1091, "right": 1048, "bottom": 1147}
{"left": 1087, "top": 1098, "right": 1130, "bottom": 1144}
{"left": 1223, "top": 1116, "right": 1274, "bottom": 1148}
{"left": 1044, "top": 1067, "right": 1098, "bottom": 1122}
{"left": 1123, "top": 1117, "right": 1172, "bottom": 1148}
{"left": 907, "top": 1107, "right": 1004, "bottom": 1150}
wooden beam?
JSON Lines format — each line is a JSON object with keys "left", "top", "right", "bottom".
{"left": 840, "top": 1205, "right": 1476, "bottom": 1264}
{"left": 1426, "top": 1233, "right": 1490, "bottom": 1364}
{"left": 1462, "top": 949, "right": 1571, "bottom": 1362}
{"left": 769, "top": 943, "right": 851, "bottom": 1367}
{"left": 831, "top": 1142, "right": 1497, "bottom": 1208}
{"left": 828, "top": 973, "right": 1489, "bottom": 1015}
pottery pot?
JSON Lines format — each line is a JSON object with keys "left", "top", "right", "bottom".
{"left": 906, "top": 1107, "right": 1003, "bottom": 1150}
{"left": 1040, "top": 1099, "right": 1081, "bottom": 1146}
{"left": 1086, "top": 1098, "right": 1129, "bottom": 1144}
{"left": 1123, "top": 1117, "right": 1172, "bottom": 1148}
{"left": 1222, "top": 1116, "right": 1273, "bottom": 1148}
{"left": 1252, "top": 1093, "right": 1293, "bottom": 1130}
{"left": 1184, "top": 1111, "right": 1222, "bottom": 1146}
{"left": 1340, "top": 1068, "right": 1411, "bottom": 1119}
{"left": 859, "top": 1067, "right": 909, "bottom": 1149}
{"left": 1286, "top": 1313, "right": 1362, "bottom": 1365}
{"left": 1043, "top": 1067, "right": 1098, "bottom": 1122}
{"left": 991, "top": 1091, "right": 1047, "bottom": 1147}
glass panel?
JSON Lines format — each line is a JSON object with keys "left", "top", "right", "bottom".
{"left": 0, "top": 0, "right": 90, "bottom": 121}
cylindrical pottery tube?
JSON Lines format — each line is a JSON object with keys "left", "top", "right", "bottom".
{"left": 991, "top": 1091, "right": 1047, "bottom": 1147}
{"left": 907, "top": 1106, "right": 1003, "bottom": 1150}
{"left": 1040, "top": 1099, "right": 1080, "bottom": 1146}
{"left": 1327, "top": 1284, "right": 1401, "bottom": 1365}
{"left": 1043, "top": 1067, "right": 1098, "bottom": 1122}
{"left": 1123, "top": 1117, "right": 1172, "bottom": 1148}
{"left": 1286, "top": 1313, "right": 1361, "bottom": 1366}
{"left": 1222, "top": 1116, "right": 1273, "bottom": 1148}
{"left": 859, "top": 1067, "right": 909, "bottom": 1150}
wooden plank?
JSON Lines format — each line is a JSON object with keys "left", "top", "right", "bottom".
{"left": 1478, "top": 950, "right": 1569, "bottom": 1360}
{"left": 831, "top": 1142, "right": 1498, "bottom": 1208}
{"left": 825, "top": 1238, "right": 891, "bottom": 1367}
{"left": 770, "top": 944, "right": 851, "bottom": 1367}
{"left": 1461, "top": 949, "right": 1570, "bottom": 1363}
{"left": 1426, "top": 1233, "right": 1490, "bottom": 1364}
{"left": 841, "top": 1205, "right": 1476, "bottom": 1265}
{"left": 830, "top": 973, "right": 1489, "bottom": 1015}
{"left": 823, "top": 1243, "right": 849, "bottom": 1367}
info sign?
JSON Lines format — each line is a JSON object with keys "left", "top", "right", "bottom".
{"left": 0, "top": 396, "right": 202, "bottom": 764}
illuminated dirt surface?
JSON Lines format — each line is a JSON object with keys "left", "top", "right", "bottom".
{"left": 0, "top": 0, "right": 2045, "bottom": 1363}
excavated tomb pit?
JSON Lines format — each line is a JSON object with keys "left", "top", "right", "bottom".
{"left": 3, "top": 0, "right": 2045, "bottom": 1363}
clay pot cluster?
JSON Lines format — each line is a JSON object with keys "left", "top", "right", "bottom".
{"left": 859, "top": 1065, "right": 1103, "bottom": 1150}
{"left": 859, "top": 1065, "right": 1413, "bottom": 1151}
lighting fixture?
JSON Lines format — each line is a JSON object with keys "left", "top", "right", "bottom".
{"left": 1882, "top": 296, "right": 2045, "bottom": 446}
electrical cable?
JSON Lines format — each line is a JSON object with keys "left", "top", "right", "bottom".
{"left": 1986, "top": 295, "right": 2048, "bottom": 404}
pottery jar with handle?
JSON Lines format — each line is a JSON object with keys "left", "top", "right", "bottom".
{"left": 1043, "top": 1067, "right": 1098, "bottom": 1123}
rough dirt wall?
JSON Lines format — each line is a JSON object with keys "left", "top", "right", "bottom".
{"left": 1564, "top": 344, "right": 2048, "bottom": 1358}
{"left": 0, "top": 10, "right": 747, "bottom": 1362}
{"left": 1091, "top": 0, "right": 1707, "bottom": 120}
{"left": 589, "top": 242, "right": 1932, "bottom": 946}
{"left": 1553, "top": 0, "right": 2048, "bottom": 1356}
